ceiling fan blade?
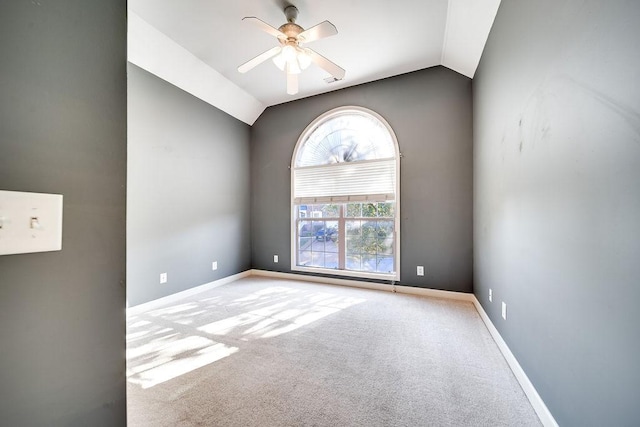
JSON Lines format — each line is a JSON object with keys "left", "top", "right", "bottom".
{"left": 242, "top": 17, "right": 287, "bottom": 40}
{"left": 287, "top": 72, "right": 298, "bottom": 95}
{"left": 298, "top": 21, "right": 338, "bottom": 43}
{"left": 238, "top": 46, "right": 282, "bottom": 73}
{"left": 307, "top": 48, "right": 345, "bottom": 80}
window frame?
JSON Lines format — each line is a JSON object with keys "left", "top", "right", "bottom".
{"left": 290, "top": 106, "right": 401, "bottom": 281}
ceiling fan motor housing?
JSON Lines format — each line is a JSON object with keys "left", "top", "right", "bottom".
{"left": 278, "top": 22, "right": 304, "bottom": 44}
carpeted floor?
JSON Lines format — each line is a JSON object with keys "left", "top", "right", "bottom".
{"left": 127, "top": 276, "right": 541, "bottom": 426}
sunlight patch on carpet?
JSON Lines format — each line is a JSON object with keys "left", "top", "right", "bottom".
{"left": 197, "top": 286, "right": 365, "bottom": 339}
{"left": 127, "top": 335, "right": 238, "bottom": 389}
{"left": 127, "top": 284, "right": 365, "bottom": 389}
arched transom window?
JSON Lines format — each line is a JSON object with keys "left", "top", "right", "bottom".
{"left": 291, "top": 106, "right": 400, "bottom": 280}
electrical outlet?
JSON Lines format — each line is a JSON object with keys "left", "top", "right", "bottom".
{"left": 502, "top": 302, "right": 507, "bottom": 320}
{"left": 212, "top": 261, "right": 218, "bottom": 271}
{"left": 416, "top": 265, "right": 424, "bottom": 276}
{"left": 160, "top": 273, "right": 167, "bottom": 284}
{"left": 274, "top": 255, "right": 279, "bottom": 263}
{"left": 489, "top": 288, "right": 493, "bottom": 302}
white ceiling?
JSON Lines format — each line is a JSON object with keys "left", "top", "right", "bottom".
{"left": 128, "top": 0, "right": 501, "bottom": 124}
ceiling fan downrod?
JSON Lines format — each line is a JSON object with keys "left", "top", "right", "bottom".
{"left": 284, "top": 5, "right": 299, "bottom": 23}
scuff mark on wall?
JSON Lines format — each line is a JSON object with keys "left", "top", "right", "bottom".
{"left": 518, "top": 118, "right": 524, "bottom": 153}
{"left": 557, "top": 75, "right": 640, "bottom": 143}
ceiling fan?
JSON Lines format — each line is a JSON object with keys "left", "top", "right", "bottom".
{"left": 238, "top": 5, "right": 346, "bottom": 95}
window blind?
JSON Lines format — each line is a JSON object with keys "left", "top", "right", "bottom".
{"left": 293, "top": 158, "right": 396, "bottom": 204}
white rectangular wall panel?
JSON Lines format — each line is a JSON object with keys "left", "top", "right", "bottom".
{"left": 0, "top": 190, "right": 63, "bottom": 255}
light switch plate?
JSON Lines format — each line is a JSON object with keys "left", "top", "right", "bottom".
{"left": 0, "top": 190, "right": 63, "bottom": 255}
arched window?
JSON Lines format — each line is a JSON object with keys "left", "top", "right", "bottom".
{"left": 291, "top": 106, "right": 400, "bottom": 281}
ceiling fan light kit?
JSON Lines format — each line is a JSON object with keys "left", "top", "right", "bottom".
{"left": 273, "top": 45, "right": 311, "bottom": 74}
{"left": 238, "top": 5, "right": 345, "bottom": 96}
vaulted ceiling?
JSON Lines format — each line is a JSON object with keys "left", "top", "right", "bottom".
{"left": 128, "top": 0, "right": 501, "bottom": 124}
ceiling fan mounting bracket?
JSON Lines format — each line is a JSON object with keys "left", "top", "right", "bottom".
{"left": 284, "top": 5, "right": 299, "bottom": 23}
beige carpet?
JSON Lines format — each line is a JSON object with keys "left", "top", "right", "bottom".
{"left": 127, "top": 276, "right": 541, "bottom": 426}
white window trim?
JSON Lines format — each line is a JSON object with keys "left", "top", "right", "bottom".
{"left": 290, "top": 106, "right": 401, "bottom": 282}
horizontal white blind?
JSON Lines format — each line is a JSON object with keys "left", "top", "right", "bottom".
{"left": 294, "top": 158, "right": 396, "bottom": 204}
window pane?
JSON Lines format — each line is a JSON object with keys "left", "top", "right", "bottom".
{"left": 298, "top": 205, "right": 310, "bottom": 218}
{"left": 299, "top": 236, "right": 312, "bottom": 252}
{"left": 377, "top": 220, "right": 394, "bottom": 237}
{"left": 361, "top": 221, "right": 377, "bottom": 239}
{"left": 377, "top": 238, "right": 394, "bottom": 255}
{"left": 362, "top": 203, "right": 377, "bottom": 217}
{"left": 346, "top": 220, "right": 361, "bottom": 236}
{"left": 311, "top": 237, "right": 325, "bottom": 252}
{"left": 310, "top": 252, "right": 325, "bottom": 268}
{"left": 325, "top": 252, "right": 339, "bottom": 269}
{"left": 346, "top": 254, "right": 361, "bottom": 271}
{"left": 299, "top": 220, "right": 313, "bottom": 237}
{"left": 346, "top": 237, "right": 362, "bottom": 255}
{"left": 324, "top": 220, "right": 339, "bottom": 252}
{"left": 377, "top": 202, "right": 394, "bottom": 218}
{"left": 323, "top": 204, "right": 340, "bottom": 218}
{"left": 362, "top": 238, "right": 378, "bottom": 255}
{"left": 376, "top": 257, "right": 394, "bottom": 273}
{"left": 326, "top": 220, "right": 338, "bottom": 234}
{"left": 312, "top": 221, "right": 324, "bottom": 238}
{"left": 295, "top": 112, "right": 395, "bottom": 168}
{"left": 310, "top": 205, "right": 324, "bottom": 218}
{"left": 346, "top": 203, "right": 361, "bottom": 218}
{"left": 298, "top": 251, "right": 311, "bottom": 266}
{"left": 362, "top": 255, "right": 377, "bottom": 272}
{"left": 325, "top": 240, "right": 339, "bottom": 254}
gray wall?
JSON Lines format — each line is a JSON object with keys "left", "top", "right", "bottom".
{"left": 127, "top": 64, "right": 251, "bottom": 306}
{"left": 0, "top": 1, "right": 127, "bottom": 426}
{"left": 251, "top": 67, "right": 473, "bottom": 292}
{"left": 473, "top": 1, "right": 640, "bottom": 425}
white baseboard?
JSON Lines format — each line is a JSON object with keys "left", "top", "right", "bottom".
{"left": 126, "top": 270, "right": 251, "bottom": 316}
{"left": 126, "top": 268, "right": 556, "bottom": 426}
{"left": 472, "top": 297, "right": 558, "bottom": 427}
{"left": 250, "top": 268, "right": 393, "bottom": 291}
{"left": 249, "top": 269, "right": 476, "bottom": 302}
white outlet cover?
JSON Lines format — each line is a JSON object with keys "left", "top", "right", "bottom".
{"left": 489, "top": 289, "right": 493, "bottom": 302}
{"left": 160, "top": 273, "right": 167, "bottom": 284}
{"left": 273, "top": 255, "right": 279, "bottom": 263}
{"left": 502, "top": 302, "right": 507, "bottom": 319}
{"left": 212, "top": 261, "right": 218, "bottom": 270}
{"left": 416, "top": 266, "right": 424, "bottom": 276}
